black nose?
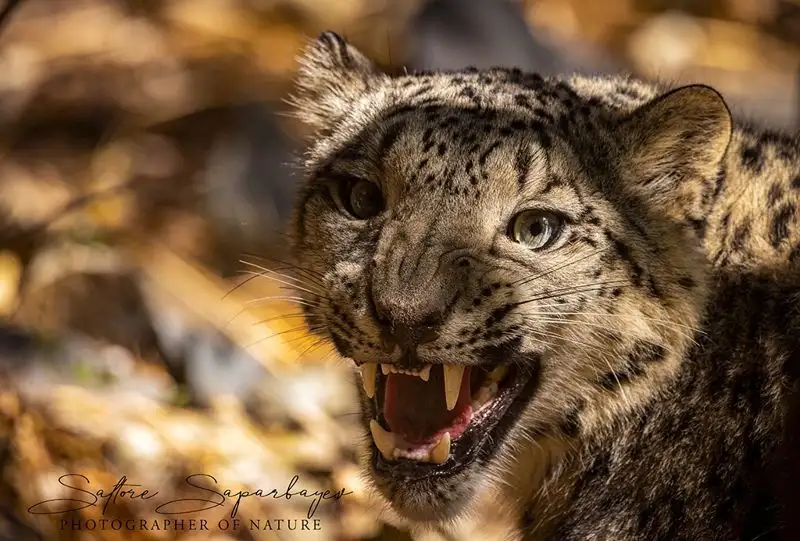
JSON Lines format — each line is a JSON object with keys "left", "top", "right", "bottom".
{"left": 373, "top": 303, "right": 445, "bottom": 351}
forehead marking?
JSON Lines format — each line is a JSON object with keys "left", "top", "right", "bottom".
{"left": 377, "top": 120, "right": 407, "bottom": 162}
{"left": 515, "top": 143, "right": 533, "bottom": 191}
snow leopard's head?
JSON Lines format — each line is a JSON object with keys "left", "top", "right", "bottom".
{"left": 288, "top": 32, "right": 730, "bottom": 523}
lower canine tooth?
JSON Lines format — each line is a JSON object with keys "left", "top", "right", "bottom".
{"left": 369, "top": 420, "right": 396, "bottom": 460}
{"left": 419, "top": 365, "right": 431, "bottom": 382}
{"left": 361, "top": 364, "right": 377, "bottom": 398}
{"left": 430, "top": 432, "right": 451, "bottom": 464}
{"left": 488, "top": 366, "right": 508, "bottom": 383}
{"left": 443, "top": 365, "right": 466, "bottom": 411}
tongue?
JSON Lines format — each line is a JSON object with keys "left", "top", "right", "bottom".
{"left": 384, "top": 366, "right": 472, "bottom": 445}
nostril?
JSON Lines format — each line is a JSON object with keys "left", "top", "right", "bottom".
{"left": 380, "top": 312, "right": 444, "bottom": 350}
{"left": 417, "top": 323, "right": 441, "bottom": 345}
{"left": 370, "top": 289, "right": 452, "bottom": 351}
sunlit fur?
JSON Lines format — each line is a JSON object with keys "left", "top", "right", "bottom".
{"left": 286, "top": 32, "right": 800, "bottom": 540}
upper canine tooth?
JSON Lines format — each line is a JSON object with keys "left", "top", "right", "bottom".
{"left": 419, "top": 365, "right": 431, "bottom": 382}
{"left": 361, "top": 364, "right": 377, "bottom": 398}
{"left": 430, "top": 432, "right": 451, "bottom": 464}
{"left": 369, "top": 420, "right": 396, "bottom": 460}
{"left": 443, "top": 365, "right": 466, "bottom": 411}
{"left": 381, "top": 364, "right": 391, "bottom": 375}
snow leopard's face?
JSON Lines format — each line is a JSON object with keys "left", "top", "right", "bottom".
{"left": 288, "top": 32, "right": 729, "bottom": 522}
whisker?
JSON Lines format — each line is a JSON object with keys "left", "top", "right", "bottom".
{"left": 519, "top": 311, "right": 702, "bottom": 334}
{"left": 223, "top": 272, "right": 261, "bottom": 300}
{"left": 513, "top": 248, "right": 605, "bottom": 287}
{"left": 251, "top": 313, "right": 309, "bottom": 326}
{"left": 243, "top": 325, "right": 325, "bottom": 349}
{"left": 240, "top": 253, "right": 326, "bottom": 287}
{"left": 244, "top": 295, "right": 321, "bottom": 307}
{"left": 514, "top": 281, "right": 628, "bottom": 307}
{"left": 518, "top": 326, "right": 597, "bottom": 350}
{"left": 238, "top": 269, "right": 327, "bottom": 299}
{"left": 238, "top": 260, "right": 324, "bottom": 291}
{"left": 521, "top": 316, "right": 693, "bottom": 347}
{"left": 295, "top": 336, "right": 335, "bottom": 362}
{"left": 282, "top": 329, "right": 328, "bottom": 346}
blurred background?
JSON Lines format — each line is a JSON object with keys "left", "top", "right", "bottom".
{"left": 0, "top": 0, "right": 797, "bottom": 539}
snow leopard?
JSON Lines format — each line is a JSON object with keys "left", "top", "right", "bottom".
{"left": 287, "top": 31, "right": 800, "bottom": 540}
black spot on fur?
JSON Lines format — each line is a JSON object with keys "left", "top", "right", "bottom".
{"left": 790, "top": 243, "right": 800, "bottom": 265}
{"left": 329, "top": 331, "right": 351, "bottom": 357}
{"left": 541, "top": 175, "right": 565, "bottom": 194}
{"left": 771, "top": 203, "right": 795, "bottom": 247}
{"left": 533, "top": 107, "right": 554, "bottom": 122}
{"left": 597, "top": 343, "right": 661, "bottom": 391}
{"left": 598, "top": 370, "right": 632, "bottom": 390}
{"left": 377, "top": 122, "right": 405, "bottom": 160}
{"left": 515, "top": 145, "right": 532, "bottom": 190}
{"left": 408, "top": 84, "right": 434, "bottom": 99}
{"left": 475, "top": 336, "right": 523, "bottom": 368}
{"left": 628, "top": 341, "right": 666, "bottom": 365}
{"left": 792, "top": 175, "right": 800, "bottom": 189}
{"left": 768, "top": 183, "right": 784, "bottom": 206}
{"left": 581, "top": 236, "right": 598, "bottom": 248}
{"left": 530, "top": 120, "right": 552, "bottom": 149}
{"left": 510, "top": 120, "right": 527, "bottom": 131}
{"left": 514, "top": 94, "right": 532, "bottom": 109}
{"left": 688, "top": 218, "right": 707, "bottom": 239}
{"left": 479, "top": 142, "right": 501, "bottom": 167}
{"left": 678, "top": 276, "right": 696, "bottom": 289}
{"left": 485, "top": 305, "right": 513, "bottom": 328}
{"left": 731, "top": 223, "right": 750, "bottom": 251}
{"left": 709, "top": 165, "right": 727, "bottom": 205}
{"left": 720, "top": 211, "right": 731, "bottom": 230}
{"left": 560, "top": 399, "right": 585, "bottom": 437}
{"left": 647, "top": 276, "right": 663, "bottom": 299}
{"left": 619, "top": 85, "right": 644, "bottom": 100}
{"left": 520, "top": 72, "right": 545, "bottom": 90}
{"left": 606, "top": 232, "right": 645, "bottom": 287}
{"left": 741, "top": 145, "right": 764, "bottom": 173}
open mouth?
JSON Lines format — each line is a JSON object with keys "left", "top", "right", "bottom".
{"left": 359, "top": 357, "right": 538, "bottom": 480}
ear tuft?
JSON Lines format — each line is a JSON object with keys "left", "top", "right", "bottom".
{"left": 291, "top": 31, "right": 383, "bottom": 132}
{"left": 620, "top": 84, "right": 732, "bottom": 185}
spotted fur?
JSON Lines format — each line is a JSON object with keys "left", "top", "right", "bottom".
{"left": 288, "top": 32, "right": 800, "bottom": 540}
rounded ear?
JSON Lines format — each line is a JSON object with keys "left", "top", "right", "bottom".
{"left": 618, "top": 84, "right": 733, "bottom": 190}
{"left": 290, "top": 31, "right": 384, "bottom": 132}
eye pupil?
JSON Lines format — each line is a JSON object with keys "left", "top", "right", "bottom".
{"left": 510, "top": 210, "right": 562, "bottom": 250}
{"left": 529, "top": 221, "right": 544, "bottom": 237}
{"left": 347, "top": 180, "right": 384, "bottom": 219}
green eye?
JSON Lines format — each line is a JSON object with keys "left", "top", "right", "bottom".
{"left": 509, "top": 210, "right": 563, "bottom": 250}
{"left": 341, "top": 179, "right": 384, "bottom": 219}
